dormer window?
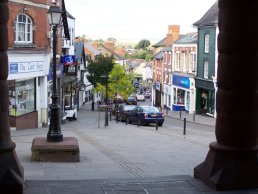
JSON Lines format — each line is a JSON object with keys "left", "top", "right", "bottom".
{"left": 14, "top": 14, "right": 33, "bottom": 44}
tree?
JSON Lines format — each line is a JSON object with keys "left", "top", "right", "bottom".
{"left": 108, "top": 64, "right": 135, "bottom": 100}
{"left": 86, "top": 55, "right": 115, "bottom": 87}
{"left": 134, "top": 39, "right": 151, "bottom": 50}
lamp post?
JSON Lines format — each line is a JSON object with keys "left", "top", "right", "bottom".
{"left": 47, "top": 3, "right": 63, "bottom": 142}
{"left": 101, "top": 73, "right": 109, "bottom": 126}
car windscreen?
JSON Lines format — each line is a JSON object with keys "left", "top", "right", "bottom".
{"left": 124, "top": 106, "right": 136, "bottom": 110}
{"left": 142, "top": 106, "right": 159, "bottom": 113}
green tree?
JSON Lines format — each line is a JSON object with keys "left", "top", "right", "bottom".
{"left": 108, "top": 64, "right": 135, "bottom": 100}
{"left": 86, "top": 55, "right": 115, "bottom": 87}
{"left": 135, "top": 39, "right": 151, "bottom": 50}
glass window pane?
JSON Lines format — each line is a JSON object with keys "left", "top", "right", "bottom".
{"left": 15, "top": 79, "right": 35, "bottom": 116}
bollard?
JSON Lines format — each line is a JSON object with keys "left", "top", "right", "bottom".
{"left": 125, "top": 114, "right": 128, "bottom": 125}
{"left": 180, "top": 110, "right": 182, "bottom": 119}
{"left": 91, "top": 101, "right": 94, "bottom": 111}
{"left": 193, "top": 111, "right": 196, "bottom": 122}
{"left": 183, "top": 118, "right": 186, "bottom": 135}
{"left": 98, "top": 110, "right": 100, "bottom": 128}
{"left": 110, "top": 110, "right": 112, "bottom": 121}
{"left": 116, "top": 111, "right": 118, "bottom": 123}
{"left": 105, "top": 109, "right": 108, "bottom": 127}
{"left": 156, "top": 116, "right": 158, "bottom": 131}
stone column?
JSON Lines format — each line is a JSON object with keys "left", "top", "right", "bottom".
{"left": 194, "top": 0, "right": 258, "bottom": 190}
{"left": 0, "top": 1, "right": 24, "bottom": 193}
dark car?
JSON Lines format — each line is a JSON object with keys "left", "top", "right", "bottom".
{"left": 127, "top": 106, "right": 164, "bottom": 126}
{"left": 117, "top": 105, "right": 136, "bottom": 122}
{"left": 144, "top": 92, "right": 151, "bottom": 99}
{"left": 126, "top": 97, "right": 137, "bottom": 105}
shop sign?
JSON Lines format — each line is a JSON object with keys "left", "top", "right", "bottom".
{"left": 172, "top": 75, "right": 190, "bottom": 89}
{"left": 9, "top": 61, "right": 44, "bottom": 74}
{"left": 61, "top": 55, "right": 76, "bottom": 65}
{"left": 155, "top": 81, "right": 160, "bottom": 91}
{"left": 48, "top": 64, "right": 63, "bottom": 81}
{"left": 164, "top": 84, "right": 171, "bottom": 94}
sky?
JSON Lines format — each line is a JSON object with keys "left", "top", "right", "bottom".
{"left": 65, "top": 0, "right": 216, "bottom": 44}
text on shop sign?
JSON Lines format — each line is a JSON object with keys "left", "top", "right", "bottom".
{"left": 9, "top": 62, "right": 44, "bottom": 74}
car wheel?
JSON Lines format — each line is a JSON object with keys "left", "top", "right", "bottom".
{"left": 158, "top": 123, "right": 163, "bottom": 127}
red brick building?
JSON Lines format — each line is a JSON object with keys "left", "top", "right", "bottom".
{"left": 7, "top": 0, "right": 63, "bottom": 129}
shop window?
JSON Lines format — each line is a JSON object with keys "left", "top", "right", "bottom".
{"left": 14, "top": 13, "right": 33, "bottom": 44}
{"left": 176, "top": 89, "right": 185, "bottom": 105}
{"left": 9, "top": 79, "right": 35, "bottom": 116}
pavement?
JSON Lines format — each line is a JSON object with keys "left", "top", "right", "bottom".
{"left": 10, "top": 103, "right": 257, "bottom": 194}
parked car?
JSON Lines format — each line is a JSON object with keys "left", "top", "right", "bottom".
{"left": 126, "top": 96, "right": 137, "bottom": 105}
{"left": 127, "top": 106, "right": 164, "bottom": 126}
{"left": 136, "top": 94, "right": 145, "bottom": 101}
{"left": 117, "top": 105, "right": 136, "bottom": 122}
{"left": 144, "top": 91, "right": 151, "bottom": 99}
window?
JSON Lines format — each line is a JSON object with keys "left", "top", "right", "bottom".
{"left": 9, "top": 79, "right": 35, "bottom": 116}
{"left": 204, "top": 61, "right": 209, "bottom": 79}
{"left": 204, "top": 34, "right": 209, "bottom": 53}
{"left": 14, "top": 14, "right": 33, "bottom": 44}
{"left": 189, "top": 52, "right": 197, "bottom": 73}
{"left": 174, "top": 52, "right": 180, "bottom": 71}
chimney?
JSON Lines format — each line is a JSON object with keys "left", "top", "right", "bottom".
{"left": 166, "top": 25, "right": 180, "bottom": 46}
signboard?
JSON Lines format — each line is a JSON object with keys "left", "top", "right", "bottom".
{"left": 172, "top": 75, "right": 190, "bottom": 89}
{"left": 155, "top": 81, "right": 160, "bottom": 91}
{"left": 9, "top": 61, "right": 44, "bottom": 74}
{"left": 61, "top": 55, "right": 76, "bottom": 65}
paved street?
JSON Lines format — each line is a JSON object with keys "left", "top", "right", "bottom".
{"left": 12, "top": 104, "right": 258, "bottom": 193}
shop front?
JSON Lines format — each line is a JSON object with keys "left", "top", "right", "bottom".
{"left": 62, "top": 55, "right": 78, "bottom": 121}
{"left": 171, "top": 75, "right": 195, "bottom": 113}
{"left": 195, "top": 78, "right": 215, "bottom": 116}
{"left": 8, "top": 53, "right": 49, "bottom": 129}
{"left": 163, "top": 84, "right": 171, "bottom": 110}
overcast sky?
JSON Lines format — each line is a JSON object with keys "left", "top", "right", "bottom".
{"left": 65, "top": 0, "right": 216, "bottom": 43}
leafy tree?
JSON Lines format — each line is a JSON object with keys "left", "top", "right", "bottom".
{"left": 135, "top": 39, "right": 151, "bottom": 50}
{"left": 86, "top": 55, "right": 115, "bottom": 87}
{"left": 108, "top": 64, "right": 135, "bottom": 100}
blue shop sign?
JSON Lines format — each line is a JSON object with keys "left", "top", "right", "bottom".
{"left": 172, "top": 75, "right": 190, "bottom": 89}
{"left": 61, "top": 55, "right": 76, "bottom": 65}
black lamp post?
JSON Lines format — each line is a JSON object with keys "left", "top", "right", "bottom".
{"left": 101, "top": 73, "right": 109, "bottom": 126}
{"left": 47, "top": 3, "right": 63, "bottom": 142}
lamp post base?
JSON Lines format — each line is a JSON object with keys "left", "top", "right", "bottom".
{"left": 47, "top": 133, "right": 63, "bottom": 142}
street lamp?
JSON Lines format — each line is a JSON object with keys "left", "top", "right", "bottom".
{"left": 101, "top": 74, "right": 109, "bottom": 126}
{"left": 47, "top": 3, "right": 63, "bottom": 142}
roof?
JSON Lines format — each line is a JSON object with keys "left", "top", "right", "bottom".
{"left": 152, "top": 49, "right": 164, "bottom": 60}
{"left": 193, "top": 1, "right": 218, "bottom": 27}
{"left": 84, "top": 42, "right": 101, "bottom": 56}
{"left": 99, "top": 45, "right": 124, "bottom": 61}
{"left": 152, "top": 37, "right": 166, "bottom": 48}
{"left": 66, "top": 11, "right": 75, "bottom": 19}
{"left": 74, "top": 42, "right": 84, "bottom": 60}
{"left": 174, "top": 32, "right": 198, "bottom": 44}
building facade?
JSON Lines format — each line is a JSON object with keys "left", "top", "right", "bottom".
{"left": 8, "top": 0, "right": 52, "bottom": 129}
{"left": 193, "top": 2, "right": 218, "bottom": 117}
{"left": 171, "top": 32, "right": 197, "bottom": 114}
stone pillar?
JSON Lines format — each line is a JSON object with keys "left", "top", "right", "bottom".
{"left": 0, "top": 1, "right": 24, "bottom": 193}
{"left": 194, "top": 0, "right": 258, "bottom": 190}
